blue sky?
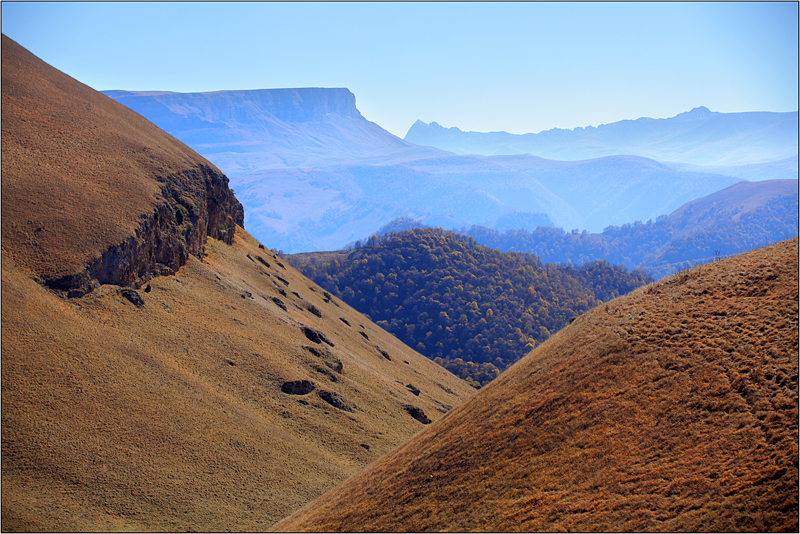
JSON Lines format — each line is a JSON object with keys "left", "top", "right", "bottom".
{"left": 2, "top": 1, "right": 797, "bottom": 137}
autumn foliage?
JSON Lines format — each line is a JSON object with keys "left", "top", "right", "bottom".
{"left": 291, "top": 228, "right": 651, "bottom": 385}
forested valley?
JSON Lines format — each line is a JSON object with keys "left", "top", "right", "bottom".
{"left": 289, "top": 228, "right": 652, "bottom": 386}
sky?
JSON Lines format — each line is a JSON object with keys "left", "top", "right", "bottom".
{"left": 2, "top": 1, "right": 798, "bottom": 138}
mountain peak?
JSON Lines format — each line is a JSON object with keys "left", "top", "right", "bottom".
{"left": 672, "top": 105, "right": 715, "bottom": 121}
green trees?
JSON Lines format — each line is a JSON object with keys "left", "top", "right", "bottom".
{"left": 292, "top": 228, "right": 651, "bottom": 386}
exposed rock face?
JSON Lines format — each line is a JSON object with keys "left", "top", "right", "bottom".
{"left": 52, "top": 164, "right": 244, "bottom": 296}
{"left": 1, "top": 35, "right": 244, "bottom": 298}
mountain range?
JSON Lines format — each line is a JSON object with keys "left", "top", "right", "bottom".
{"left": 103, "top": 90, "right": 796, "bottom": 255}
{"left": 454, "top": 178, "right": 798, "bottom": 279}
{"left": 405, "top": 107, "right": 799, "bottom": 167}
{"left": 3, "top": 34, "right": 797, "bottom": 531}
{"left": 103, "top": 88, "right": 444, "bottom": 176}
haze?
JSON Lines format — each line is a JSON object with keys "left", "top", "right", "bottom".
{"left": 2, "top": 1, "right": 797, "bottom": 137}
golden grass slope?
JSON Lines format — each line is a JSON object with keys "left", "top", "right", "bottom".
{"left": 1, "top": 35, "right": 475, "bottom": 530}
{"left": 276, "top": 238, "right": 799, "bottom": 532}
{"left": 2, "top": 226, "right": 476, "bottom": 531}
{"left": 1, "top": 34, "right": 235, "bottom": 286}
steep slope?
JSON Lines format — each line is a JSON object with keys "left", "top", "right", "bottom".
{"left": 460, "top": 179, "right": 799, "bottom": 278}
{"left": 103, "top": 88, "right": 444, "bottom": 175}
{"left": 1, "top": 36, "right": 475, "bottom": 531}
{"left": 405, "top": 107, "right": 799, "bottom": 166}
{"left": 277, "top": 238, "right": 799, "bottom": 532}
{"left": 2, "top": 34, "right": 244, "bottom": 296}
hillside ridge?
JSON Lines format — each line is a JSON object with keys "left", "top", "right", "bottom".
{"left": 406, "top": 108, "right": 799, "bottom": 166}
{"left": 1, "top": 34, "right": 244, "bottom": 296}
{"left": 276, "top": 238, "right": 799, "bottom": 532}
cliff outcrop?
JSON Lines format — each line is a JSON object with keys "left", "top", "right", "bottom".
{"left": 1, "top": 34, "right": 244, "bottom": 296}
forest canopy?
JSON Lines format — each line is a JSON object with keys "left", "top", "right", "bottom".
{"left": 289, "top": 228, "right": 652, "bottom": 386}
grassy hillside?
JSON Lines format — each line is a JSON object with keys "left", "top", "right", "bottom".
{"left": 289, "top": 228, "right": 652, "bottom": 385}
{"left": 277, "top": 238, "right": 799, "bottom": 532}
{"left": 1, "top": 35, "right": 475, "bottom": 531}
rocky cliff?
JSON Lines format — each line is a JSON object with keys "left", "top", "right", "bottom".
{"left": 1, "top": 34, "right": 244, "bottom": 296}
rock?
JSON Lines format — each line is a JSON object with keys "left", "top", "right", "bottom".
{"left": 303, "top": 345, "right": 343, "bottom": 374}
{"left": 403, "top": 405, "right": 431, "bottom": 424}
{"left": 306, "top": 304, "right": 322, "bottom": 318}
{"left": 406, "top": 384, "right": 421, "bottom": 396}
{"left": 359, "top": 332, "right": 369, "bottom": 340}
{"left": 256, "top": 255, "right": 271, "bottom": 268}
{"left": 339, "top": 317, "right": 351, "bottom": 326}
{"left": 318, "top": 390, "right": 354, "bottom": 412}
{"left": 282, "top": 380, "right": 316, "bottom": 395}
{"left": 301, "top": 326, "right": 335, "bottom": 347}
{"left": 272, "top": 297, "right": 287, "bottom": 311}
{"left": 50, "top": 165, "right": 244, "bottom": 296}
{"left": 120, "top": 288, "right": 144, "bottom": 308}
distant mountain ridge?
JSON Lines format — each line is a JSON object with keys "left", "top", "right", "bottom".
{"left": 235, "top": 154, "right": 739, "bottom": 253}
{"left": 103, "top": 88, "right": 444, "bottom": 175}
{"left": 405, "top": 107, "right": 799, "bottom": 166}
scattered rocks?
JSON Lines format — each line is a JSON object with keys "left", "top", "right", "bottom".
{"left": 293, "top": 291, "right": 303, "bottom": 300}
{"left": 406, "top": 384, "right": 421, "bottom": 396}
{"left": 318, "top": 390, "right": 354, "bottom": 412}
{"left": 272, "top": 297, "right": 287, "bottom": 311}
{"left": 276, "top": 261, "right": 286, "bottom": 270}
{"left": 282, "top": 380, "right": 316, "bottom": 395}
{"left": 339, "top": 317, "right": 351, "bottom": 326}
{"left": 303, "top": 345, "right": 343, "bottom": 374}
{"left": 377, "top": 348, "right": 391, "bottom": 361}
{"left": 306, "top": 304, "right": 322, "bottom": 318}
{"left": 120, "top": 288, "right": 144, "bottom": 308}
{"left": 360, "top": 443, "right": 370, "bottom": 450}
{"left": 144, "top": 284, "right": 152, "bottom": 293}
{"left": 301, "top": 326, "right": 335, "bottom": 347}
{"left": 256, "top": 255, "right": 271, "bottom": 268}
{"left": 275, "top": 275, "right": 289, "bottom": 286}
{"left": 360, "top": 332, "right": 370, "bottom": 340}
{"left": 403, "top": 405, "right": 431, "bottom": 424}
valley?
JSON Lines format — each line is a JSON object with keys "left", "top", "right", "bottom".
{"left": 277, "top": 238, "right": 799, "bottom": 532}
{"left": 289, "top": 228, "right": 652, "bottom": 386}
{"left": 2, "top": 28, "right": 797, "bottom": 533}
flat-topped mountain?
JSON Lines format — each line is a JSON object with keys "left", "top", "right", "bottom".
{"left": 1, "top": 35, "right": 475, "bottom": 531}
{"left": 406, "top": 107, "right": 799, "bottom": 167}
{"left": 104, "top": 87, "right": 444, "bottom": 175}
{"left": 277, "top": 238, "right": 799, "bottom": 532}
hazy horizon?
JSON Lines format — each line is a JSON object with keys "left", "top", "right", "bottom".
{"left": 2, "top": 2, "right": 798, "bottom": 138}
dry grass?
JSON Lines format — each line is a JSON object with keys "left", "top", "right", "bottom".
{"left": 1, "top": 35, "right": 475, "bottom": 531}
{"left": 276, "top": 238, "right": 799, "bottom": 532}
{"left": 1, "top": 227, "right": 476, "bottom": 531}
{"left": 1, "top": 34, "right": 218, "bottom": 284}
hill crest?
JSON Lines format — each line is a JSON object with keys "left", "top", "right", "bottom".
{"left": 276, "top": 238, "right": 799, "bottom": 532}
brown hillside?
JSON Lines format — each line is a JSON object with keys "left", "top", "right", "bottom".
{"left": 2, "top": 34, "right": 242, "bottom": 295}
{"left": 1, "top": 37, "right": 475, "bottom": 530}
{"left": 276, "top": 238, "right": 799, "bottom": 532}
